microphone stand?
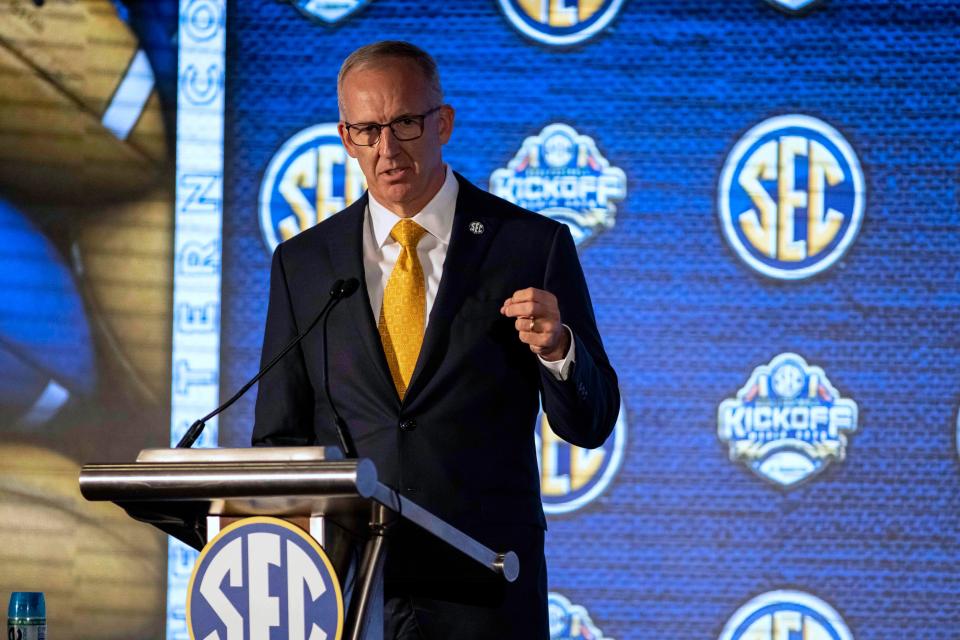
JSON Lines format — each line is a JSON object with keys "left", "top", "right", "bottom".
{"left": 176, "top": 277, "right": 358, "bottom": 450}
{"left": 324, "top": 279, "right": 358, "bottom": 458}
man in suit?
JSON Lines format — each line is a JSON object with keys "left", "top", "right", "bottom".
{"left": 253, "top": 41, "right": 619, "bottom": 639}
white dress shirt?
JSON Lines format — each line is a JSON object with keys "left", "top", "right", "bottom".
{"left": 362, "top": 165, "right": 575, "bottom": 380}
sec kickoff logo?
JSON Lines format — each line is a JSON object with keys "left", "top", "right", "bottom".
{"left": 490, "top": 123, "right": 626, "bottom": 247}
{"left": 548, "top": 592, "right": 614, "bottom": 640}
{"left": 718, "top": 353, "right": 858, "bottom": 488}
{"left": 718, "top": 115, "right": 864, "bottom": 280}
{"left": 719, "top": 590, "right": 853, "bottom": 640}
{"left": 260, "top": 123, "right": 366, "bottom": 253}
{"left": 187, "top": 517, "right": 343, "bottom": 640}
{"left": 498, "top": 0, "right": 625, "bottom": 46}
{"left": 286, "top": 0, "right": 371, "bottom": 24}
{"left": 536, "top": 400, "right": 627, "bottom": 515}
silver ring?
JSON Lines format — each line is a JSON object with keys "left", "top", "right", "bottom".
{"left": 528, "top": 318, "right": 536, "bottom": 332}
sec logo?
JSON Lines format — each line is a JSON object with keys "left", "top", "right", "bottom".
{"left": 497, "top": 0, "right": 625, "bottom": 46}
{"left": 719, "top": 590, "right": 853, "bottom": 640}
{"left": 536, "top": 399, "right": 627, "bottom": 515}
{"left": 718, "top": 115, "right": 864, "bottom": 280}
{"left": 187, "top": 517, "right": 343, "bottom": 640}
{"left": 260, "top": 123, "right": 366, "bottom": 253}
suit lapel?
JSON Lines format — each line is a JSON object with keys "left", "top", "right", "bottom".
{"left": 404, "top": 175, "right": 501, "bottom": 404}
{"left": 325, "top": 195, "right": 398, "bottom": 403}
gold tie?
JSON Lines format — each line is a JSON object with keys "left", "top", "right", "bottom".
{"left": 379, "top": 219, "right": 428, "bottom": 398}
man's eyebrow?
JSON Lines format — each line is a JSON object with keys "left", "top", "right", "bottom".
{"left": 350, "top": 112, "right": 421, "bottom": 125}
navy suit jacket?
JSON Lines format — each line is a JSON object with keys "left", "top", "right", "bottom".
{"left": 252, "top": 172, "right": 618, "bottom": 549}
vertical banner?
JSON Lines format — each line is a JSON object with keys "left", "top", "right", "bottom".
{"left": 168, "top": 0, "right": 227, "bottom": 637}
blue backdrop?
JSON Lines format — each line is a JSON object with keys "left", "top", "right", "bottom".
{"left": 214, "top": 1, "right": 960, "bottom": 637}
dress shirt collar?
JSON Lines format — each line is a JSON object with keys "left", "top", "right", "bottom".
{"left": 368, "top": 164, "right": 458, "bottom": 248}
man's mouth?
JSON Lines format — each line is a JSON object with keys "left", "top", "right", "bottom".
{"left": 381, "top": 167, "right": 410, "bottom": 178}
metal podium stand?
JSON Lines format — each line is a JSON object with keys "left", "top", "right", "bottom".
{"left": 79, "top": 447, "right": 518, "bottom": 640}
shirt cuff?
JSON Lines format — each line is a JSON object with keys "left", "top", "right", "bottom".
{"left": 538, "top": 325, "right": 576, "bottom": 381}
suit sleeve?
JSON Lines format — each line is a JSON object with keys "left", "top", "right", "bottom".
{"left": 251, "top": 243, "right": 317, "bottom": 446}
{"left": 539, "top": 223, "right": 620, "bottom": 449}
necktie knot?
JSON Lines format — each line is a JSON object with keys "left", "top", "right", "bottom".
{"left": 391, "top": 219, "right": 427, "bottom": 250}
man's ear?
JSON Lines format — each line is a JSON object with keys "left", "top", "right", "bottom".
{"left": 338, "top": 122, "right": 359, "bottom": 158}
{"left": 438, "top": 104, "right": 455, "bottom": 145}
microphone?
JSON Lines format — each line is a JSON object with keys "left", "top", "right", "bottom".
{"left": 323, "top": 278, "right": 360, "bottom": 458}
{"left": 335, "top": 277, "right": 360, "bottom": 299}
{"left": 176, "top": 277, "right": 360, "bottom": 449}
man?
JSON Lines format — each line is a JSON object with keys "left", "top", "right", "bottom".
{"left": 253, "top": 41, "right": 619, "bottom": 638}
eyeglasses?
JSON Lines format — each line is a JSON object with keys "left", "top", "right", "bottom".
{"left": 343, "top": 106, "right": 443, "bottom": 147}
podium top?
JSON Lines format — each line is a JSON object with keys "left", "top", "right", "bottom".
{"left": 136, "top": 446, "right": 332, "bottom": 463}
{"left": 79, "top": 448, "right": 519, "bottom": 583}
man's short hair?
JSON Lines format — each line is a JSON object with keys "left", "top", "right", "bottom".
{"left": 337, "top": 40, "right": 444, "bottom": 119}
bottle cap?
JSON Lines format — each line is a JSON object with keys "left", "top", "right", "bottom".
{"left": 8, "top": 592, "right": 46, "bottom": 620}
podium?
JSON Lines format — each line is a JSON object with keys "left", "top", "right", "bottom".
{"left": 79, "top": 447, "right": 518, "bottom": 640}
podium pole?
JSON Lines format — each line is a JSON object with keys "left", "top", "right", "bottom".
{"left": 346, "top": 503, "right": 389, "bottom": 640}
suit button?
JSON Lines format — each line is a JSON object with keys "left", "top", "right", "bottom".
{"left": 399, "top": 419, "right": 417, "bottom": 432}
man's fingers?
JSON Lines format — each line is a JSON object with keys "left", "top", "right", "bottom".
{"left": 500, "top": 288, "right": 558, "bottom": 317}
{"left": 508, "top": 287, "right": 539, "bottom": 303}
{"left": 503, "top": 301, "right": 543, "bottom": 318}
{"left": 501, "top": 296, "right": 536, "bottom": 316}
{"left": 500, "top": 287, "right": 566, "bottom": 359}
{"left": 514, "top": 317, "right": 557, "bottom": 334}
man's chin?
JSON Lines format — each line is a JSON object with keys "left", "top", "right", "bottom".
{"left": 371, "top": 184, "right": 417, "bottom": 214}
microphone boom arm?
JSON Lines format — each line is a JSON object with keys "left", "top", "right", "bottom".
{"left": 176, "top": 277, "right": 358, "bottom": 449}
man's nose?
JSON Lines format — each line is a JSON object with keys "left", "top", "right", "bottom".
{"left": 377, "top": 125, "right": 402, "bottom": 157}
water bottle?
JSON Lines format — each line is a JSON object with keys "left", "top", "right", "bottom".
{"left": 7, "top": 592, "right": 46, "bottom": 640}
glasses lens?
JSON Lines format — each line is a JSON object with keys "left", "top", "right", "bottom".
{"left": 391, "top": 117, "right": 424, "bottom": 141}
{"left": 350, "top": 124, "right": 380, "bottom": 146}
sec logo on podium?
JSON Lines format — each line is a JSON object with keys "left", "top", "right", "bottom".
{"left": 187, "top": 517, "right": 343, "bottom": 640}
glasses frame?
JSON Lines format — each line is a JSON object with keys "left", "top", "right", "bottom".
{"left": 343, "top": 106, "right": 443, "bottom": 147}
